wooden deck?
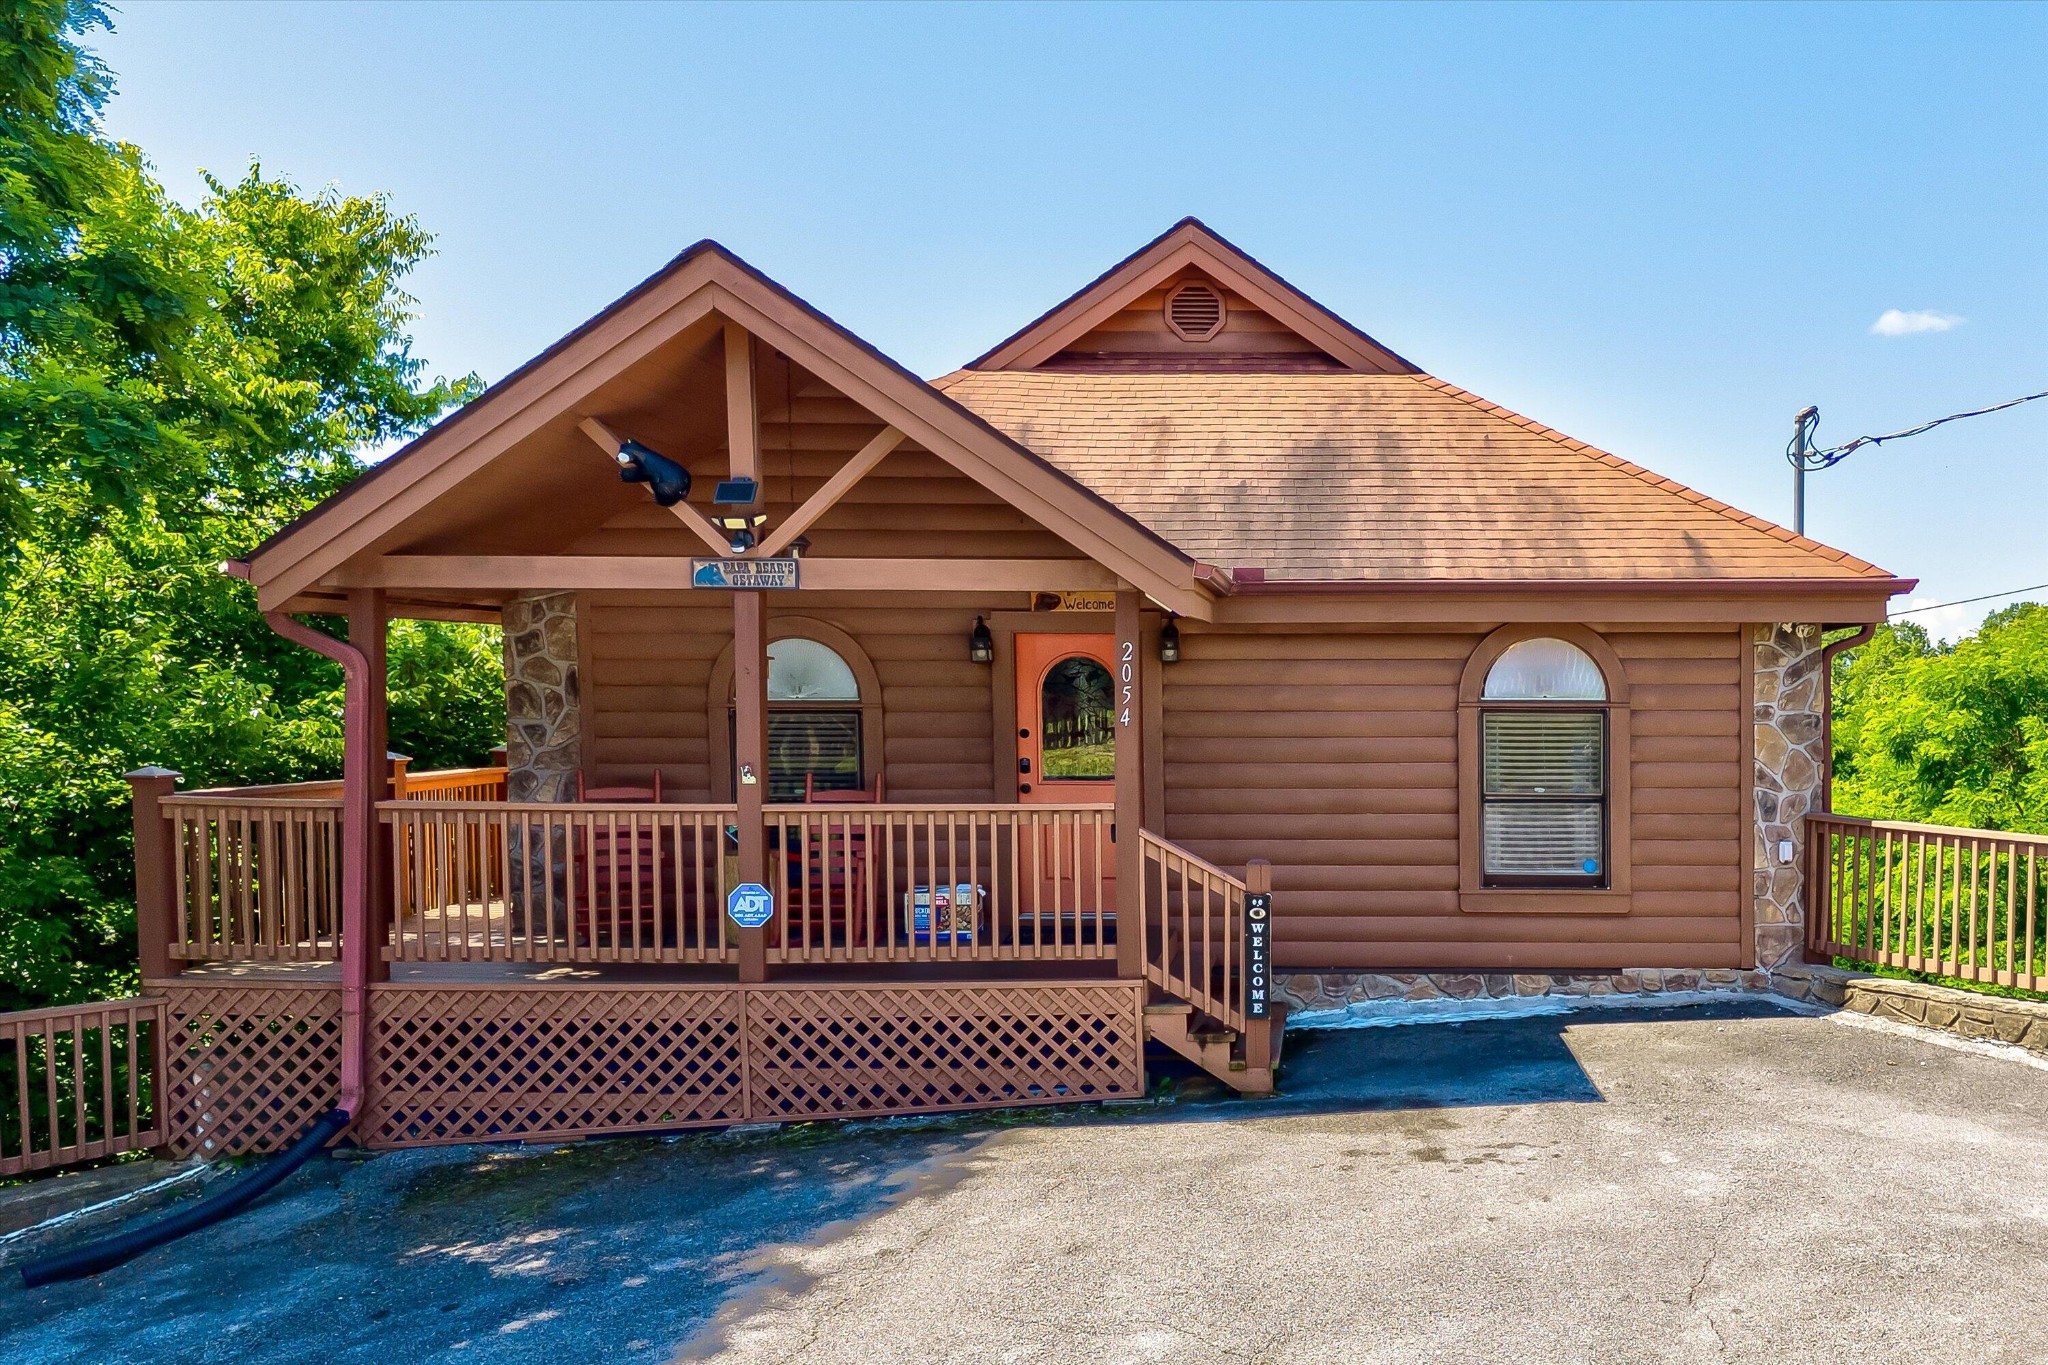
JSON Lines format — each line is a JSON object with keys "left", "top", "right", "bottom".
{"left": 0, "top": 767, "right": 1276, "bottom": 1172}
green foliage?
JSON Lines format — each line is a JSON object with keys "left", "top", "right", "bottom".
{"left": 0, "top": 5, "right": 497, "bottom": 1009}
{"left": 1830, "top": 604, "right": 2048, "bottom": 834}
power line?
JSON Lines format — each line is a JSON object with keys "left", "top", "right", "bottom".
{"left": 1890, "top": 582, "right": 2048, "bottom": 617}
{"left": 1790, "top": 389, "right": 2048, "bottom": 473}
{"left": 1785, "top": 387, "right": 2048, "bottom": 535}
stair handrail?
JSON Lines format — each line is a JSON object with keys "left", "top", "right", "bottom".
{"left": 1135, "top": 829, "right": 1250, "bottom": 1033}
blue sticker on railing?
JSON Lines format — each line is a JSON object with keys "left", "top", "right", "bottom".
{"left": 726, "top": 882, "right": 776, "bottom": 928}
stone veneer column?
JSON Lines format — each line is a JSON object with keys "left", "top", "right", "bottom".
{"left": 503, "top": 591, "right": 582, "bottom": 802}
{"left": 1751, "top": 623, "right": 1827, "bottom": 972}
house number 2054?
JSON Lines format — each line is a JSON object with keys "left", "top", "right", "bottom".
{"left": 1118, "top": 640, "right": 1135, "bottom": 727}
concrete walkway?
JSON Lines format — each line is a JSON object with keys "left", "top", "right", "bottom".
{"left": 4, "top": 1000, "right": 2045, "bottom": 1364}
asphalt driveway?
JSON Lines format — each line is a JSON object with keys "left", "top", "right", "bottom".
{"left": 4, "top": 999, "right": 2045, "bottom": 1364}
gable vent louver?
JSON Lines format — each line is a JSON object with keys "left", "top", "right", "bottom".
{"left": 1164, "top": 281, "right": 1226, "bottom": 342}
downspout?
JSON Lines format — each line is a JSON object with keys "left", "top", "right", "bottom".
{"left": 1817, "top": 624, "right": 1876, "bottom": 813}
{"left": 19, "top": 609, "right": 374, "bottom": 1286}
{"left": 262, "top": 609, "right": 375, "bottom": 1123}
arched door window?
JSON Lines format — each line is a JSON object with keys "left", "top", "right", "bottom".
{"left": 1479, "top": 638, "right": 1609, "bottom": 886}
{"left": 1039, "top": 655, "right": 1116, "bottom": 780}
{"left": 733, "top": 638, "right": 864, "bottom": 801}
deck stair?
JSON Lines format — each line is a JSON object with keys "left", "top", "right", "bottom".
{"left": 1134, "top": 829, "right": 1285, "bottom": 1094}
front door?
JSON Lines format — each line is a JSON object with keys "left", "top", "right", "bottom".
{"left": 1014, "top": 633, "right": 1117, "bottom": 928}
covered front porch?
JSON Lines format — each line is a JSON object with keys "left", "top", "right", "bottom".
{"left": 124, "top": 257, "right": 1275, "bottom": 1157}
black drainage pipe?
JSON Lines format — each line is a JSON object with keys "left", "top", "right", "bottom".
{"left": 19, "top": 1108, "right": 351, "bottom": 1288}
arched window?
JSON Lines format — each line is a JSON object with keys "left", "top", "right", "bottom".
{"left": 767, "top": 638, "right": 860, "bottom": 702}
{"left": 1480, "top": 638, "right": 1608, "bottom": 885}
{"left": 1482, "top": 638, "right": 1608, "bottom": 702}
{"left": 1466, "top": 633, "right": 1623, "bottom": 893}
{"left": 731, "top": 637, "right": 865, "bottom": 801}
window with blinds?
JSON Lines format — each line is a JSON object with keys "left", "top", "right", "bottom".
{"left": 732, "top": 710, "right": 864, "bottom": 802}
{"left": 1480, "top": 710, "right": 1606, "bottom": 884}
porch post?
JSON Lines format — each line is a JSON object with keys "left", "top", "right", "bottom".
{"left": 733, "top": 589, "right": 770, "bottom": 982}
{"left": 126, "top": 767, "right": 183, "bottom": 983}
{"left": 348, "top": 589, "right": 393, "bottom": 984}
{"left": 1114, "top": 589, "right": 1147, "bottom": 978}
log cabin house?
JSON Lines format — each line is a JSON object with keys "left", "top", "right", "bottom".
{"left": 127, "top": 219, "right": 1910, "bottom": 1154}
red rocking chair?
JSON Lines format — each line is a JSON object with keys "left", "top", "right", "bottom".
{"left": 777, "top": 772, "right": 883, "bottom": 948}
{"left": 572, "top": 770, "right": 667, "bottom": 949}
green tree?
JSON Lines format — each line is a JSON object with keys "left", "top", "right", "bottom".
{"left": 1830, "top": 605, "right": 2048, "bottom": 833}
{"left": 0, "top": 3, "right": 498, "bottom": 1009}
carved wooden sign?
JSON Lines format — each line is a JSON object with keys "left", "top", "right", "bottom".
{"left": 692, "top": 558, "right": 799, "bottom": 590}
{"left": 1030, "top": 590, "right": 1117, "bottom": 613}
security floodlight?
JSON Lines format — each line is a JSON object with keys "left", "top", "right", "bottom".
{"left": 615, "top": 440, "right": 692, "bottom": 507}
{"left": 713, "top": 511, "right": 768, "bottom": 554}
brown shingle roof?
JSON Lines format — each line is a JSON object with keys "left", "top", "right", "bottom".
{"left": 933, "top": 369, "right": 1892, "bottom": 582}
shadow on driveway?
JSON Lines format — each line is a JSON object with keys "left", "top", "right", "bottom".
{"left": 0, "top": 999, "right": 1795, "bottom": 1365}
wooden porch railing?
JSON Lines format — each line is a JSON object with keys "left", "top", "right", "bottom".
{"left": 149, "top": 782, "right": 1165, "bottom": 976}
{"left": 0, "top": 998, "right": 163, "bottom": 1177}
{"left": 395, "top": 765, "right": 507, "bottom": 802}
{"left": 382, "top": 801, "right": 736, "bottom": 963}
{"left": 1136, "top": 829, "right": 1248, "bottom": 1032}
{"left": 1807, "top": 814, "right": 2045, "bottom": 993}
{"left": 162, "top": 765, "right": 507, "bottom": 962}
{"left": 164, "top": 795, "right": 346, "bottom": 961}
{"left": 766, "top": 804, "right": 1115, "bottom": 965}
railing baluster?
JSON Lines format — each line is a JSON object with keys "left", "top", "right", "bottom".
{"left": 2024, "top": 849, "right": 2039, "bottom": 992}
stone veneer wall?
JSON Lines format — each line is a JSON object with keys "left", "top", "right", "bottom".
{"left": 1274, "top": 968, "right": 1773, "bottom": 1016}
{"left": 503, "top": 591, "right": 581, "bottom": 802}
{"left": 1751, "top": 623, "right": 1827, "bottom": 973}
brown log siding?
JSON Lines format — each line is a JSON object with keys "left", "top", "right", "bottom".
{"left": 1161, "top": 626, "right": 1745, "bottom": 972}
{"left": 581, "top": 592, "right": 997, "bottom": 804}
{"left": 581, "top": 603, "right": 1744, "bottom": 972}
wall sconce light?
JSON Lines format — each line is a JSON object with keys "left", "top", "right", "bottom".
{"left": 713, "top": 512, "right": 767, "bottom": 554}
{"left": 969, "top": 616, "right": 994, "bottom": 664}
{"left": 1159, "top": 615, "right": 1182, "bottom": 664}
{"left": 614, "top": 439, "right": 692, "bottom": 507}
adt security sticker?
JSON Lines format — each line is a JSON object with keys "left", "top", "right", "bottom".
{"left": 726, "top": 882, "right": 776, "bottom": 928}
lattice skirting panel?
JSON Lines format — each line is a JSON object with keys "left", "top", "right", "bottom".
{"left": 157, "top": 982, "right": 343, "bottom": 1157}
{"left": 745, "top": 982, "right": 1146, "bottom": 1121}
{"left": 150, "top": 979, "right": 1144, "bottom": 1153}
{"left": 362, "top": 985, "right": 747, "bottom": 1148}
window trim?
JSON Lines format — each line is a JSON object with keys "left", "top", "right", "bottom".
{"left": 1458, "top": 625, "right": 1632, "bottom": 914}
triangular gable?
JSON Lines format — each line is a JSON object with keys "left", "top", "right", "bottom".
{"left": 243, "top": 242, "right": 1213, "bottom": 618}
{"left": 966, "top": 217, "right": 1420, "bottom": 375}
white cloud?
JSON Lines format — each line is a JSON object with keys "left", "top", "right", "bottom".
{"left": 1870, "top": 308, "right": 1963, "bottom": 337}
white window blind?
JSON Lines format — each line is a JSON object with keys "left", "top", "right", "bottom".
{"left": 1481, "top": 710, "right": 1606, "bottom": 882}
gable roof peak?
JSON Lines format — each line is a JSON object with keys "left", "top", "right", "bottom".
{"left": 966, "top": 218, "right": 1420, "bottom": 375}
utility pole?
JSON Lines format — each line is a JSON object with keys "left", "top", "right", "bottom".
{"left": 1788, "top": 406, "right": 1819, "bottom": 536}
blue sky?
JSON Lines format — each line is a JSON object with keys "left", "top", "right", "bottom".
{"left": 99, "top": 2, "right": 2045, "bottom": 637}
